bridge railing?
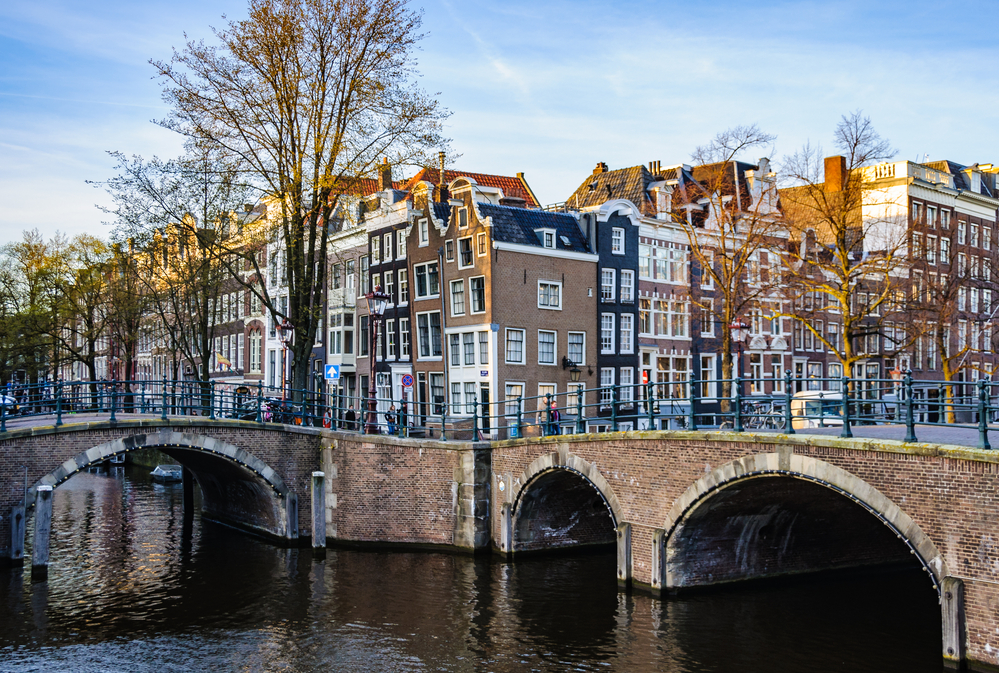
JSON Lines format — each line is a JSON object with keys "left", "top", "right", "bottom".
{"left": 1, "top": 373, "right": 997, "bottom": 448}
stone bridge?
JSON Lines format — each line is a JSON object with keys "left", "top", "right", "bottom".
{"left": 7, "top": 419, "right": 999, "bottom": 669}
{"left": 1, "top": 418, "right": 325, "bottom": 566}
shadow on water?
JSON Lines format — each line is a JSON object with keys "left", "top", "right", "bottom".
{"left": 0, "top": 465, "right": 941, "bottom": 672}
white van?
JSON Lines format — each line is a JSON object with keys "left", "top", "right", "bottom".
{"left": 790, "top": 391, "right": 844, "bottom": 429}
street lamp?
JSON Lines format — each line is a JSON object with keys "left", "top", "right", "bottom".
{"left": 561, "top": 356, "right": 582, "bottom": 383}
{"left": 729, "top": 321, "right": 750, "bottom": 375}
{"left": 364, "top": 285, "right": 390, "bottom": 434}
{"left": 276, "top": 319, "right": 294, "bottom": 401}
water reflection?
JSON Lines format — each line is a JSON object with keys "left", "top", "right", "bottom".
{"left": 0, "top": 466, "right": 941, "bottom": 672}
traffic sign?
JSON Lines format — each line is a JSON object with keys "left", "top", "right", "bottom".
{"left": 324, "top": 364, "right": 340, "bottom": 380}
{"left": 401, "top": 374, "right": 414, "bottom": 388}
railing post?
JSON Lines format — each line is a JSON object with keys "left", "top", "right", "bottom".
{"left": 1, "top": 398, "right": 5, "bottom": 433}
{"left": 209, "top": 380, "right": 216, "bottom": 420}
{"left": 161, "top": 378, "right": 168, "bottom": 420}
{"left": 611, "top": 386, "right": 619, "bottom": 432}
{"left": 545, "top": 393, "right": 553, "bottom": 436}
{"left": 516, "top": 396, "right": 523, "bottom": 438}
{"left": 646, "top": 381, "right": 655, "bottom": 430}
{"left": 256, "top": 381, "right": 263, "bottom": 423}
{"left": 141, "top": 380, "right": 147, "bottom": 414}
{"left": 978, "top": 379, "right": 991, "bottom": 451}
{"left": 472, "top": 394, "right": 480, "bottom": 442}
{"left": 840, "top": 376, "right": 853, "bottom": 439}
{"left": 440, "top": 399, "right": 448, "bottom": 441}
{"left": 784, "top": 370, "right": 795, "bottom": 434}
{"left": 733, "top": 375, "right": 743, "bottom": 432}
{"left": 110, "top": 384, "right": 118, "bottom": 423}
{"left": 904, "top": 369, "right": 917, "bottom": 443}
{"left": 576, "top": 387, "right": 585, "bottom": 434}
{"left": 688, "top": 375, "right": 698, "bottom": 431}
{"left": 55, "top": 382, "right": 62, "bottom": 427}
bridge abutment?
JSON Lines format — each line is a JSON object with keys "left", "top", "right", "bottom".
{"left": 30, "top": 485, "right": 52, "bottom": 582}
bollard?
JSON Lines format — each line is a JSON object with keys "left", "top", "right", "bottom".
{"left": 32, "top": 485, "right": 53, "bottom": 582}
{"left": 978, "top": 380, "right": 991, "bottom": 451}
{"left": 784, "top": 370, "right": 795, "bottom": 434}
{"left": 55, "top": 382, "right": 62, "bottom": 427}
{"left": 10, "top": 505, "right": 25, "bottom": 566}
{"left": 733, "top": 375, "right": 743, "bottom": 432}
{"left": 688, "top": 375, "right": 699, "bottom": 431}
{"left": 311, "top": 472, "right": 326, "bottom": 557}
{"left": 840, "top": 376, "right": 853, "bottom": 439}
{"left": 472, "top": 395, "right": 480, "bottom": 442}
{"left": 109, "top": 386, "right": 118, "bottom": 423}
{"left": 904, "top": 369, "right": 917, "bottom": 443}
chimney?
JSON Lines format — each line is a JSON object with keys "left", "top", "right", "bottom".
{"left": 378, "top": 158, "right": 392, "bottom": 191}
{"left": 593, "top": 162, "right": 608, "bottom": 175}
{"left": 824, "top": 155, "right": 847, "bottom": 192}
{"left": 438, "top": 151, "right": 448, "bottom": 203}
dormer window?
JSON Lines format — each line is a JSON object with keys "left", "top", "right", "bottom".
{"left": 535, "top": 228, "right": 556, "bottom": 249}
{"left": 458, "top": 207, "right": 469, "bottom": 229}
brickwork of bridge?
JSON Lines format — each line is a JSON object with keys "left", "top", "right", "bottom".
{"left": 8, "top": 420, "right": 999, "bottom": 669}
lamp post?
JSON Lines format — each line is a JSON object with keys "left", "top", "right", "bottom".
{"left": 729, "top": 320, "right": 750, "bottom": 399}
{"left": 276, "top": 319, "right": 294, "bottom": 401}
{"left": 364, "top": 285, "right": 390, "bottom": 434}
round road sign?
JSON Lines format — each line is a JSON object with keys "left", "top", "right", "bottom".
{"left": 401, "top": 374, "right": 414, "bottom": 388}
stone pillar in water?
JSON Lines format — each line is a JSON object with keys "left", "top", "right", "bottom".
{"left": 311, "top": 472, "right": 326, "bottom": 557}
{"left": 616, "top": 522, "right": 632, "bottom": 590}
{"left": 31, "top": 485, "right": 53, "bottom": 582}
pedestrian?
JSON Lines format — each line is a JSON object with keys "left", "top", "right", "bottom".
{"left": 549, "top": 400, "right": 560, "bottom": 436}
{"left": 323, "top": 406, "right": 333, "bottom": 429}
{"left": 345, "top": 405, "right": 357, "bottom": 431}
{"left": 386, "top": 404, "right": 397, "bottom": 435}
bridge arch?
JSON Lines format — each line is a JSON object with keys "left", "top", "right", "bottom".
{"left": 26, "top": 430, "right": 295, "bottom": 541}
{"left": 660, "top": 451, "right": 949, "bottom": 594}
{"left": 508, "top": 450, "right": 622, "bottom": 553}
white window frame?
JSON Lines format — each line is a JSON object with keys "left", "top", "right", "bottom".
{"left": 419, "top": 218, "right": 429, "bottom": 246}
{"left": 397, "top": 230, "right": 407, "bottom": 259}
{"left": 476, "top": 232, "right": 488, "bottom": 256}
{"left": 469, "top": 276, "right": 486, "bottom": 314}
{"left": 536, "top": 228, "right": 556, "bottom": 248}
{"left": 538, "top": 280, "right": 563, "bottom": 310}
{"left": 538, "top": 330, "right": 557, "bottom": 366}
{"left": 414, "top": 261, "right": 440, "bottom": 299}
{"left": 450, "top": 279, "right": 465, "bottom": 317}
{"left": 601, "top": 268, "right": 616, "bottom": 302}
{"left": 458, "top": 236, "right": 474, "bottom": 268}
{"left": 567, "top": 331, "right": 585, "bottom": 366}
{"left": 620, "top": 269, "right": 634, "bottom": 303}
{"left": 620, "top": 313, "right": 634, "bottom": 354}
{"left": 601, "top": 313, "right": 616, "bottom": 354}
{"left": 611, "top": 227, "right": 625, "bottom": 255}
{"left": 505, "top": 328, "right": 526, "bottom": 365}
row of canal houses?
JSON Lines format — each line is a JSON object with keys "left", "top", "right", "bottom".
{"left": 129, "top": 152, "right": 999, "bottom": 437}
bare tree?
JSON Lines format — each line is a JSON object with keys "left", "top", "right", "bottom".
{"left": 778, "top": 111, "right": 909, "bottom": 377}
{"left": 152, "top": 0, "right": 448, "bottom": 397}
{"left": 672, "top": 125, "right": 785, "bottom": 399}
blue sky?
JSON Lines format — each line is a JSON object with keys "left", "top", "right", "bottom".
{"left": 2, "top": 0, "right": 998, "bottom": 244}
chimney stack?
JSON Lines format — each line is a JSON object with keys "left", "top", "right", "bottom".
{"left": 824, "top": 155, "right": 847, "bottom": 192}
{"left": 378, "top": 157, "right": 392, "bottom": 191}
{"left": 438, "top": 151, "right": 448, "bottom": 203}
{"left": 593, "top": 162, "right": 608, "bottom": 175}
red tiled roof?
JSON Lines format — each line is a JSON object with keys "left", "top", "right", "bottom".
{"left": 402, "top": 168, "right": 539, "bottom": 208}
{"left": 333, "top": 177, "right": 402, "bottom": 198}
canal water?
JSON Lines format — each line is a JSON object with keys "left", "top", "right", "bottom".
{"left": 1, "top": 466, "right": 941, "bottom": 672}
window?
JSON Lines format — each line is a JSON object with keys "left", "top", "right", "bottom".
{"left": 700, "top": 299, "right": 715, "bottom": 336}
{"left": 600, "top": 368, "right": 615, "bottom": 408}
{"left": 414, "top": 262, "right": 439, "bottom": 298}
{"left": 450, "top": 279, "right": 465, "bottom": 316}
{"left": 959, "top": 221, "right": 967, "bottom": 245}
{"left": 538, "top": 330, "right": 556, "bottom": 365}
{"left": 444, "top": 240, "right": 454, "bottom": 262}
{"left": 451, "top": 382, "right": 462, "bottom": 411}
{"left": 477, "top": 232, "right": 487, "bottom": 256}
{"left": 567, "top": 332, "right": 585, "bottom": 366}
{"left": 538, "top": 281, "right": 562, "bottom": 309}
{"left": 470, "top": 276, "right": 486, "bottom": 313}
{"left": 371, "top": 237, "right": 380, "bottom": 264}
{"left": 383, "top": 271, "right": 394, "bottom": 304}
{"left": 400, "top": 318, "right": 410, "bottom": 357}
{"left": 397, "top": 230, "right": 407, "bottom": 259}
{"left": 450, "top": 334, "right": 461, "bottom": 366}
{"left": 601, "top": 268, "right": 616, "bottom": 302}
{"left": 458, "top": 207, "right": 469, "bottom": 229}
{"left": 927, "top": 235, "right": 937, "bottom": 264}
{"left": 431, "top": 373, "right": 445, "bottom": 414}
{"left": 419, "top": 218, "right": 429, "bottom": 245}
{"left": 972, "top": 224, "right": 980, "bottom": 248}
{"left": 463, "top": 332, "right": 475, "bottom": 365}
{"left": 941, "top": 237, "right": 950, "bottom": 261}
{"left": 601, "top": 313, "right": 615, "bottom": 353}
{"left": 619, "top": 367, "right": 634, "bottom": 404}
{"left": 611, "top": 227, "right": 625, "bottom": 254}
{"left": 620, "top": 314, "right": 634, "bottom": 353}
{"left": 386, "top": 319, "right": 396, "bottom": 359}
{"left": 479, "top": 331, "right": 489, "bottom": 364}
{"left": 398, "top": 269, "right": 409, "bottom": 304}
{"left": 701, "top": 250, "right": 714, "bottom": 288}
{"left": 372, "top": 273, "right": 381, "bottom": 295}
{"left": 942, "top": 210, "right": 951, "bottom": 229}
{"left": 359, "top": 315, "right": 369, "bottom": 356}
{"left": 505, "top": 383, "right": 524, "bottom": 416}
{"left": 417, "top": 311, "right": 442, "bottom": 358}
{"left": 700, "top": 355, "right": 716, "bottom": 398}
{"left": 459, "top": 237, "right": 473, "bottom": 267}
{"left": 464, "top": 382, "right": 477, "bottom": 413}
{"left": 360, "top": 256, "right": 370, "bottom": 294}
{"left": 567, "top": 384, "right": 584, "bottom": 412}
{"left": 250, "top": 330, "right": 262, "bottom": 373}
{"left": 927, "top": 206, "right": 936, "bottom": 228}
{"left": 383, "top": 233, "right": 393, "bottom": 261}
{"left": 912, "top": 202, "right": 922, "bottom": 224}
{"left": 620, "top": 269, "right": 634, "bottom": 302}
{"left": 536, "top": 229, "right": 555, "bottom": 248}
{"left": 985, "top": 226, "right": 992, "bottom": 252}
{"left": 505, "top": 329, "right": 525, "bottom": 364}
{"left": 343, "top": 313, "right": 354, "bottom": 354}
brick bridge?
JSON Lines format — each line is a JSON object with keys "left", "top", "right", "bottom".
{"left": 5, "top": 420, "right": 999, "bottom": 669}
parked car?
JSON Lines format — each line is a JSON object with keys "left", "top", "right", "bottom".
{"left": 790, "top": 391, "right": 844, "bottom": 429}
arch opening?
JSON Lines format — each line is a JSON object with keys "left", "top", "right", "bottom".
{"left": 513, "top": 468, "right": 616, "bottom": 553}
{"left": 664, "top": 475, "right": 932, "bottom": 593}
